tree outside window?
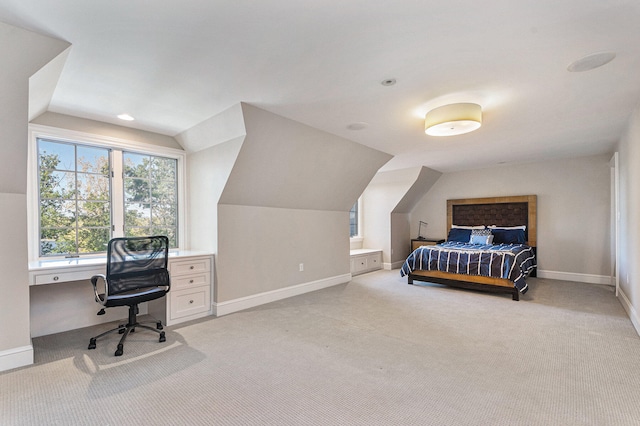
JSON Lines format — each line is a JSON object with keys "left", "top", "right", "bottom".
{"left": 38, "top": 139, "right": 111, "bottom": 256}
{"left": 36, "top": 138, "right": 180, "bottom": 257}
{"left": 123, "top": 152, "right": 178, "bottom": 247}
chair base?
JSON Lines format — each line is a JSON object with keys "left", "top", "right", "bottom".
{"left": 88, "top": 304, "right": 166, "bottom": 356}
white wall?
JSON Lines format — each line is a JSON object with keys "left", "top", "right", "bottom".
{"left": 410, "top": 154, "right": 612, "bottom": 280}
{"left": 187, "top": 136, "right": 244, "bottom": 255}
{"left": 217, "top": 205, "right": 349, "bottom": 301}
{"left": 0, "top": 22, "right": 69, "bottom": 371}
{"left": 362, "top": 168, "right": 421, "bottom": 264}
{"left": 0, "top": 194, "right": 30, "bottom": 365}
{"left": 30, "top": 281, "right": 129, "bottom": 338}
{"left": 31, "top": 112, "right": 182, "bottom": 149}
{"left": 361, "top": 166, "right": 443, "bottom": 267}
{"left": 390, "top": 212, "right": 410, "bottom": 265}
{"left": 616, "top": 102, "right": 640, "bottom": 333}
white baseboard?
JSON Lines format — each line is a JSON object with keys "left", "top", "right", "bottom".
{"left": 617, "top": 287, "right": 640, "bottom": 337}
{"left": 384, "top": 261, "right": 405, "bottom": 270}
{"left": 536, "top": 270, "right": 613, "bottom": 286}
{"left": 0, "top": 344, "right": 33, "bottom": 372}
{"left": 213, "top": 273, "right": 351, "bottom": 317}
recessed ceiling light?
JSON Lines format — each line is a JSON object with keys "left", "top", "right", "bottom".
{"left": 347, "top": 122, "right": 369, "bottom": 130}
{"left": 567, "top": 51, "right": 616, "bottom": 72}
{"left": 117, "top": 113, "right": 135, "bottom": 121}
{"left": 381, "top": 78, "right": 396, "bottom": 86}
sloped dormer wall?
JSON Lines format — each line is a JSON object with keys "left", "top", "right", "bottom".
{"left": 178, "top": 103, "right": 247, "bottom": 255}
{"left": 361, "top": 166, "right": 442, "bottom": 268}
{"left": 183, "top": 103, "right": 391, "bottom": 306}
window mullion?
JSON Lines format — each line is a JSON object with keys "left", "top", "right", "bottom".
{"left": 111, "top": 150, "right": 125, "bottom": 238}
{"left": 74, "top": 144, "right": 80, "bottom": 254}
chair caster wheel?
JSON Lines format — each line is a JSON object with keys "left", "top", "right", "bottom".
{"left": 118, "top": 328, "right": 125, "bottom": 334}
{"left": 159, "top": 332, "right": 166, "bottom": 343}
{"left": 88, "top": 339, "right": 96, "bottom": 350}
{"left": 115, "top": 344, "right": 123, "bottom": 357}
{"left": 156, "top": 322, "right": 163, "bottom": 330}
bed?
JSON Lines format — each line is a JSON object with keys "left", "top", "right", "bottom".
{"left": 400, "top": 195, "right": 537, "bottom": 300}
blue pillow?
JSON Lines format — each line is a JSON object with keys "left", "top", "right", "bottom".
{"left": 491, "top": 228, "right": 526, "bottom": 244}
{"left": 447, "top": 228, "right": 472, "bottom": 242}
{"left": 470, "top": 234, "right": 494, "bottom": 245}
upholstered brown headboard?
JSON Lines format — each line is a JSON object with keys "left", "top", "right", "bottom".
{"left": 446, "top": 195, "right": 537, "bottom": 247}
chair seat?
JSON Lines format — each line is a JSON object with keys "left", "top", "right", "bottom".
{"left": 99, "top": 287, "right": 167, "bottom": 308}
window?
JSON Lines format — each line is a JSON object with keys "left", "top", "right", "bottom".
{"left": 349, "top": 201, "right": 358, "bottom": 237}
{"left": 38, "top": 139, "right": 111, "bottom": 256}
{"left": 123, "top": 152, "right": 178, "bottom": 244}
{"left": 29, "top": 126, "right": 185, "bottom": 260}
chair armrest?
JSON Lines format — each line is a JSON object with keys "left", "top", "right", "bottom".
{"left": 91, "top": 274, "right": 108, "bottom": 305}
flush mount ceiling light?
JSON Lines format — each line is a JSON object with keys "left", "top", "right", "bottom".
{"left": 424, "top": 103, "right": 482, "bottom": 136}
{"left": 567, "top": 51, "right": 616, "bottom": 72}
{"left": 117, "top": 113, "right": 135, "bottom": 121}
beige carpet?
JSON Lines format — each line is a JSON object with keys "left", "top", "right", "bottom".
{"left": 2, "top": 270, "right": 640, "bottom": 425}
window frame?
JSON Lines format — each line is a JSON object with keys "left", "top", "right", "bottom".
{"left": 28, "top": 124, "right": 187, "bottom": 262}
{"left": 349, "top": 197, "right": 363, "bottom": 241}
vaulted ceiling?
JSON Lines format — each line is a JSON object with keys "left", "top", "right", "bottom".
{"left": 1, "top": 0, "right": 639, "bottom": 172}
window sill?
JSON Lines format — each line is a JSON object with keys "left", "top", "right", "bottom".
{"left": 350, "top": 236, "right": 363, "bottom": 250}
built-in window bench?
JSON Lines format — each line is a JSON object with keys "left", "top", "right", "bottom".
{"left": 350, "top": 249, "right": 382, "bottom": 275}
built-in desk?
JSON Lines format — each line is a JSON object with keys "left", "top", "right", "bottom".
{"left": 28, "top": 251, "right": 214, "bottom": 327}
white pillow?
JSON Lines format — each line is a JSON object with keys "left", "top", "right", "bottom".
{"left": 452, "top": 224, "right": 486, "bottom": 229}
{"left": 488, "top": 225, "right": 526, "bottom": 230}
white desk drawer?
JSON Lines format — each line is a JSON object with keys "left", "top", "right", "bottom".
{"left": 172, "top": 272, "right": 210, "bottom": 291}
{"left": 170, "top": 286, "right": 211, "bottom": 320}
{"left": 33, "top": 268, "right": 102, "bottom": 285}
{"left": 170, "top": 257, "right": 210, "bottom": 276}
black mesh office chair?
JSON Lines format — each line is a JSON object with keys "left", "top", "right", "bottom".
{"left": 88, "top": 236, "right": 171, "bottom": 356}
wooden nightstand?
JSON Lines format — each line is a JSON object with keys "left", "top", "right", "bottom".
{"left": 411, "top": 238, "right": 444, "bottom": 252}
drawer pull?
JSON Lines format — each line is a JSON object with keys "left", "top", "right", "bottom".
{"left": 189, "top": 300, "right": 194, "bottom": 304}
{"left": 189, "top": 279, "right": 194, "bottom": 283}
{"left": 190, "top": 266, "right": 194, "bottom": 270}
{"left": 53, "top": 276, "right": 59, "bottom": 281}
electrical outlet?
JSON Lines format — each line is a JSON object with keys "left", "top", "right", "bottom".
{"left": 299, "top": 263, "right": 304, "bottom": 272}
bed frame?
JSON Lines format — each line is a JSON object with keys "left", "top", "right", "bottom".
{"left": 407, "top": 195, "right": 537, "bottom": 300}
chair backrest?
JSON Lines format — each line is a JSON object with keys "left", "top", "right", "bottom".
{"left": 106, "top": 236, "right": 170, "bottom": 295}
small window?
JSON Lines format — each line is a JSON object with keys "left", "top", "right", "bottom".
{"left": 349, "top": 202, "right": 358, "bottom": 237}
